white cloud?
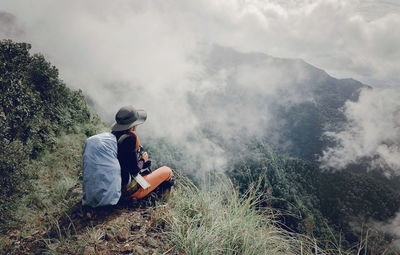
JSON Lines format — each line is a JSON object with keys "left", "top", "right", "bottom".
{"left": 1, "top": 0, "right": 399, "bottom": 172}
{"left": 321, "top": 88, "right": 400, "bottom": 173}
{"left": 2, "top": 0, "right": 400, "bottom": 88}
{"left": 373, "top": 211, "right": 400, "bottom": 249}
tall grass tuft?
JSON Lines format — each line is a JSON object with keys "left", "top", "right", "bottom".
{"left": 160, "top": 173, "right": 322, "bottom": 255}
{"left": 52, "top": 176, "right": 77, "bottom": 204}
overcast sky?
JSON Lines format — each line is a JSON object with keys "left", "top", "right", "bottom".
{"left": 1, "top": 0, "right": 400, "bottom": 172}
{"left": 1, "top": 0, "right": 399, "bottom": 89}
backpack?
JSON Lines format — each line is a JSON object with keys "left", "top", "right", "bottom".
{"left": 82, "top": 132, "right": 121, "bottom": 207}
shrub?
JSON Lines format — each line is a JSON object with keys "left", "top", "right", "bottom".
{"left": 0, "top": 39, "right": 92, "bottom": 226}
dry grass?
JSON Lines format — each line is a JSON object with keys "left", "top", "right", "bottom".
{"left": 157, "top": 173, "right": 326, "bottom": 255}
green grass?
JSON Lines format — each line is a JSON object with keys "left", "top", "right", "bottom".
{"left": 158, "top": 173, "right": 323, "bottom": 255}
{"left": 0, "top": 131, "right": 88, "bottom": 254}
{"left": 0, "top": 123, "right": 383, "bottom": 254}
{"left": 157, "top": 173, "right": 392, "bottom": 255}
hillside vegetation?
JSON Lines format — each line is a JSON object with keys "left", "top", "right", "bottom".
{"left": 1, "top": 40, "right": 399, "bottom": 254}
{"left": 0, "top": 39, "right": 106, "bottom": 227}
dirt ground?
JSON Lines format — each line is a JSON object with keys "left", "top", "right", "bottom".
{"left": 4, "top": 194, "right": 176, "bottom": 255}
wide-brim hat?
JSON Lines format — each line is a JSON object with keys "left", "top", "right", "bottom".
{"left": 111, "top": 105, "right": 147, "bottom": 132}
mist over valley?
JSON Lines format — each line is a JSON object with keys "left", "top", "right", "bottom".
{"left": 2, "top": 0, "right": 400, "bottom": 252}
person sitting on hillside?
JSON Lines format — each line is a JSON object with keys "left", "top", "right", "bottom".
{"left": 111, "top": 105, "right": 174, "bottom": 201}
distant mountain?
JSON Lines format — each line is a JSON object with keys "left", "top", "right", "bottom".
{"left": 189, "top": 45, "right": 368, "bottom": 160}
{"left": 2, "top": 40, "right": 397, "bottom": 253}
{"left": 196, "top": 47, "right": 400, "bottom": 249}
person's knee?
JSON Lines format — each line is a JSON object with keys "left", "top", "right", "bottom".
{"left": 161, "top": 166, "right": 173, "bottom": 180}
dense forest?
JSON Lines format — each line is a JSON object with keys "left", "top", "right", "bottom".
{"left": 1, "top": 40, "right": 400, "bottom": 254}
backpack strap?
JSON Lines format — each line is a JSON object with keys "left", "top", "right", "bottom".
{"left": 118, "top": 132, "right": 140, "bottom": 153}
{"left": 117, "top": 134, "right": 130, "bottom": 145}
{"left": 123, "top": 178, "right": 140, "bottom": 200}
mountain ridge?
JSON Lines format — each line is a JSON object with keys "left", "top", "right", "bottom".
{"left": 1, "top": 39, "right": 399, "bottom": 254}
{"left": 188, "top": 45, "right": 368, "bottom": 161}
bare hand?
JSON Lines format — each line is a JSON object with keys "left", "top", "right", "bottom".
{"left": 141, "top": 151, "right": 149, "bottom": 162}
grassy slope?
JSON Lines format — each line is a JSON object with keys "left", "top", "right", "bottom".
{"left": 1, "top": 40, "right": 392, "bottom": 254}
{"left": 0, "top": 123, "right": 334, "bottom": 255}
{"left": 0, "top": 107, "right": 374, "bottom": 255}
{"left": 161, "top": 175, "right": 320, "bottom": 255}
